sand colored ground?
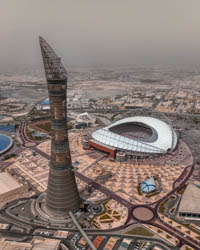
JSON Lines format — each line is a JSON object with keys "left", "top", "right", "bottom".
{"left": 8, "top": 149, "right": 49, "bottom": 192}
{"left": 133, "top": 207, "right": 154, "bottom": 221}
{"left": 36, "top": 132, "right": 193, "bottom": 205}
{"left": 145, "top": 224, "right": 178, "bottom": 246}
{"left": 159, "top": 214, "right": 200, "bottom": 243}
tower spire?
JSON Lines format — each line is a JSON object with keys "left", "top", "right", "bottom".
{"left": 39, "top": 36, "right": 67, "bottom": 80}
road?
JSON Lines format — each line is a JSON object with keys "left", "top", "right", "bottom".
{"left": 1, "top": 120, "right": 199, "bottom": 249}
{"left": 0, "top": 229, "right": 178, "bottom": 250}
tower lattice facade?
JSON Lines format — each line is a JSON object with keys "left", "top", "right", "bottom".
{"left": 39, "top": 37, "right": 81, "bottom": 217}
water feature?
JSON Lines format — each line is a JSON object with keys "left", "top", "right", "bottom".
{"left": 0, "top": 124, "right": 15, "bottom": 132}
{"left": 0, "top": 134, "right": 13, "bottom": 154}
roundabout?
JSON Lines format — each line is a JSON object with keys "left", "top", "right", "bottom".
{"left": 132, "top": 206, "right": 155, "bottom": 222}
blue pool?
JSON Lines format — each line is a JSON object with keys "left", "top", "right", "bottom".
{"left": 41, "top": 98, "right": 49, "bottom": 105}
{"left": 0, "top": 134, "right": 13, "bottom": 154}
{"left": 0, "top": 125, "right": 15, "bottom": 132}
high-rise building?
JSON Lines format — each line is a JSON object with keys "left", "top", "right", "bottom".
{"left": 39, "top": 37, "right": 81, "bottom": 218}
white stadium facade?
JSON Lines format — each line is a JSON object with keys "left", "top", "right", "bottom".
{"left": 88, "top": 116, "right": 178, "bottom": 158}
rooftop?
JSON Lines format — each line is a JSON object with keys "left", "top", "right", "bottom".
{"left": 179, "top": 184, "right": 200, "bottom": 213}
{"left": 0, "top": 172, "right": 21, "bottom": 195}
{"left": 91, "top": 116, "right": 177, "bottom": 154}
{"left": 0, "top": 237, "right": 60, "bottom": 250}
{"left": 140, "top": 177, "right": 156, "bottom": 193}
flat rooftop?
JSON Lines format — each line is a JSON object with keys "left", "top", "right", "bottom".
{"left": 179, "top": 184, "right": 200, "bottom": 213}
{"left": 0, "top": 172, "right": 21, "bottom": 194}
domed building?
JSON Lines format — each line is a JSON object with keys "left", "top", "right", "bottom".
{"left": 88, "top": 116, "right": 178, "bottom": 158}
{"left": 140, "top": 177, "right": 156, "bottom": 193}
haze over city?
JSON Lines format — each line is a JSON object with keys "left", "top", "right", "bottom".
{"left": 1, "top": 1, "right": 200, "bottom": 250}
{"left": 1, "top": 0, "right": 200, "bottom": 72}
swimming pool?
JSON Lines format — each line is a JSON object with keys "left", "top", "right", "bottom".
{"left": 0, "top": 134, "right": 13, "bottom": 154}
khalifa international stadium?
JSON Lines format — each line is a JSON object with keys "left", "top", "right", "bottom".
{"left": 88, "top": 116, "right": 178, "bottom": 158}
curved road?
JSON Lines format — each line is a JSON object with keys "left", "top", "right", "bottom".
{"left": 3, "top": 120, "right": 198, "bottom": 249}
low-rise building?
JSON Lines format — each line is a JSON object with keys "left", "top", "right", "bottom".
{"left": 91, "top": 236, "right": 104, "bottom": 249}
{"left": 104, "top": 237, "right": 118, "bottom": 250}
{"left": 118, "top": 238, "right": 131, "bottom": 250}
{"left": 0, "top": 237, "right": 61, "bottom": 250}
{"left": 78, "top": 237, "right": 88, "bottom": 246}
{"left": 53, "top": 230, "right": 69, "bottom": 238}
{"left": 0, "top": 172, "right": 28, "bottom": 203}
{"left": 140, "top": 177, "right": 156, "bottom": 193}
{"left": 179, "top": 184, "right": 200, "bottom": 220}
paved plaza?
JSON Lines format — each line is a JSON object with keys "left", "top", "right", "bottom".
{"left": 8, "top": 149, "right": 49, "bottom": 192}
{"left": 35, "top": 131, "right": 193, "bottom": 205}
{"left": 5, "top": 129, "right": 194, "bottom": 234}
{"left": 37, "top": 131, "right": 91, "bottom": 157}
{"left": 6, "top": 131, "right": 129, "bottom": 230}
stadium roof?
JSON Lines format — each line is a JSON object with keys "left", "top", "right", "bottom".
{"left": 91, "top": 116, "right": 177, "bottom": 154}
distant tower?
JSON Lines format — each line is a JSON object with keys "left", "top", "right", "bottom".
{"left": 39, "top": 37, "right": 81, "bottom": 218}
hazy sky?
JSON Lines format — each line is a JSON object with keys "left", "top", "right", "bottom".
{"left": 1, "top": 0, "right": 200, "bottom": 71}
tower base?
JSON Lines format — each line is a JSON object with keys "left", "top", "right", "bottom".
{"left": 34, "top": 193, "right": 81, "bottom": 223}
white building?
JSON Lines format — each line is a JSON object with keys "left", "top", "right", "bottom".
{"left": 179, "top": 184, "right": 200, "bottom": 220}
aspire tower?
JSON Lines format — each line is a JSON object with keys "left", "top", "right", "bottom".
{"left": 39, "top": 36, "right": 81, "bottom": 218}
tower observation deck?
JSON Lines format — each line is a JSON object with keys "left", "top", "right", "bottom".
{"left": 39, "top": 36, "right": 81, "bottom": 218}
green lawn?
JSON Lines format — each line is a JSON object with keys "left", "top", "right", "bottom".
{"left": 125, "top": 226, "right": 154, "bottom": 237}
{"left": 100, "top": 214, "right": 110, "bottom": 220}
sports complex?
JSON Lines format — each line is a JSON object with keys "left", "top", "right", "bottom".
{"left": 88, "top": 116, "right": 178, "bottom": 158}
